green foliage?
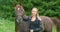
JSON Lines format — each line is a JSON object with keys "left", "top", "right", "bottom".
{"left": 20, "top": 0, "right": 60, "bottom": 19}
{"left": 0, "top": 18, "right": 15, "bottom": 32}
{"left": 0, "top": 0, "right": 60, "bottom": 20}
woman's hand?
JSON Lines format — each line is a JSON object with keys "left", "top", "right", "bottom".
{"left": 30, "top": 29, "right": 33, "bottom": 32}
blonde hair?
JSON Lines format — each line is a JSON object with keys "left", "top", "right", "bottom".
{"left": 32, "top": 7, "right": 41, "bottom": 20}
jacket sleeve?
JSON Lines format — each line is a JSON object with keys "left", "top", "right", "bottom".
{"left": 33, "top": 21, "right": 43, "bottom": 31}
{"left": 23, "top": 16, "right": 31, "bottom": 21}
{"left": 23, "top": 15, "right": 28, "bottom": 21}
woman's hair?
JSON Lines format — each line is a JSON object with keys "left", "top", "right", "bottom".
{"left": 32, "top": 7, "right": 41, "bottom": 20}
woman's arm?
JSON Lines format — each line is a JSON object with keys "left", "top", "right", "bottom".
{"left": 23, "top": 15, "right": 28, "bottom": 21}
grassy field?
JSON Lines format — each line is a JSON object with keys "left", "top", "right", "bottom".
{"left": 0, "top": 18, "right": 15, "bottom": 32}
{"left": 0, "top": 18, "right": 57, "bottom": 32}
{"left": 52, "top": 24, "right": 57, "bottom": 32}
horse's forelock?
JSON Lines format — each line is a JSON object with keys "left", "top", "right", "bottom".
{"left": 15, "top": 5, "right": 24, "bottom": 12}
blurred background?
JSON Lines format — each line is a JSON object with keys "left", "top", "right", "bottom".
{"left": 0, "top": 0, "right": 60, "bottom": 32}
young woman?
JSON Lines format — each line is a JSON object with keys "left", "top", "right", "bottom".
{"left": 23, "top": 7, "right": 43, "bottom": 32}
{"left": 28, "top": 7, "right": 43, "bottom": 32}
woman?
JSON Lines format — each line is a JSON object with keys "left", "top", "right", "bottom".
{"left": 30, "top": 7, "right": 43, "bottom": 32}
{"left": 23, "top": 7, "right": 43, "bottom": 32}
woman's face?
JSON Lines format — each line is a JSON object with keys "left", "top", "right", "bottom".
{"left": 32, "top": 8, "right": 37, "bottom": 16}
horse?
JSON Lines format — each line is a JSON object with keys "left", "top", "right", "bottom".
{"left": 15, "top": 4, "right": 29, "bottom": 32}
{"left": 15, "top": 4, "right": 60, "bottom": 32}
{"left": 38, "top": 16, "right": 60, "bottom": 32}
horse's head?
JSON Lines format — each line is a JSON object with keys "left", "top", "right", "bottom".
{"left": 15, "top": 4, "right": 24, "bottom": 22}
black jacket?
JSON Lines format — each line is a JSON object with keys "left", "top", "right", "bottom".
{"left": 23, "top": 16, "right": 43, "bottom": 31}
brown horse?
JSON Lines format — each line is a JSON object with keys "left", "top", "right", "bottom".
{"left": 15, "top": 4, "right": 29, "bottom": 32}
{"left": 15, "top": 4, "right": 60, "bottom": 32}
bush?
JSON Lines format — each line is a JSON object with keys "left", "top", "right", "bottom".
{"left": 0, "top": 0, "right": 60, "bottom": 20}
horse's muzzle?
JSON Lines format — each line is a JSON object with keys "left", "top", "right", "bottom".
{"left": 16, "top": 18, "right": 23, "bottom": 24}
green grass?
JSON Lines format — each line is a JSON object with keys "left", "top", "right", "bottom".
{"left": 0, "top": 18, "right": 15, "bottom": 32}
{"left": 0, "top": 18, "right": 57, "bottom": 32}
{"left": 52, "top": 24, "right": 57, "bottom": 32}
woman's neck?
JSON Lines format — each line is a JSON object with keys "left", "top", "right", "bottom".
{"left": 32, "top": 15, "right": 36, "bottom": 18}
{"left": 31, "top": 16, "right": 36, "bottom": 21}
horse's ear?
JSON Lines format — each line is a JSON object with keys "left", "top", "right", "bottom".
{"left": 13, "top": 3, "right": 16, "bottom": 7}
{"left": 14, "top": 4, "right": 17, "bottom": 11}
